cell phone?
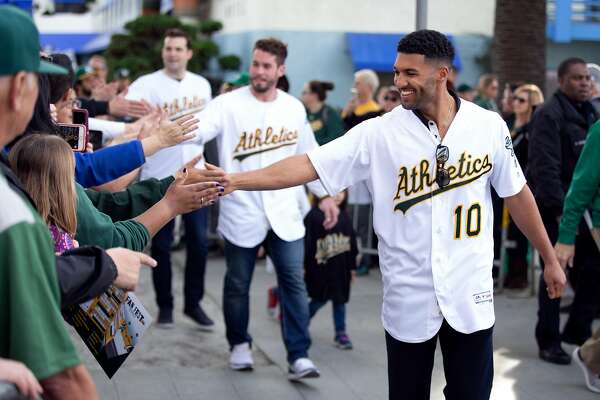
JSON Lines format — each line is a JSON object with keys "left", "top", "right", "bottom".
{"left": 88, "top": 129, "right": 103, "bottom": 150}
{"left": 72, "top": 108, "right": 89, "bottom": 132}
{"left": 57, "top": 123, "right": 87, "bottom": 152}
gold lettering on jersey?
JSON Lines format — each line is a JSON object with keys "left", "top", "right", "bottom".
{"left": 232, "top": 127, "right": 299, "bottom": 161}
{"left": 162, "top": 95, "right": 207, "bottom": 120}
{"left": 315, "top": 233, "right": 352, "bottom": 265}
{"left": 393, "top": 152, "right": 493, "bottom": 214}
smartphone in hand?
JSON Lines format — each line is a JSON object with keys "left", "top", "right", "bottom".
{"left": 57, "top": 123, "right": 87, "bottom": 152}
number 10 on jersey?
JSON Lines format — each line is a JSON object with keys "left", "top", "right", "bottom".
{"left": 453, "top": 203, "right": 482, "bottom": 239}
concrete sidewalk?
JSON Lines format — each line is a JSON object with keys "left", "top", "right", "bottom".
{"left": 78, "top": 251, "right": 598, "bottom": 400}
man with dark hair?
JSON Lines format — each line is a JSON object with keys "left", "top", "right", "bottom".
{"left": 127, "top": 27, "right": 215, "bottom": 330}
{"left": 195, "top": 37, "right": 339, "bottom": 380}
{"left": 213, "top": 29, "right": 566, "bottom": 399}
{"left": 529, "top": 57, "right": 599, "bottom": 365}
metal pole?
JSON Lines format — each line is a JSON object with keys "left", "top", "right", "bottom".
{"left": 416, "top": 0, "right": 428, "bottom": 30}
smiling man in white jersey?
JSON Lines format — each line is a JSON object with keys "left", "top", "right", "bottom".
{"left": 212, "top": 30, "right": 567, "bottom": 399}
{"left": 126, "top": 28, "right": 214, "bottom": 330}
{"left": 195, "top": 38, "right": 339, "bottom": 380}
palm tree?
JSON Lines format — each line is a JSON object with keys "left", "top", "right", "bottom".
{"left": 492, "top": 0, "right": 547, "bottom": 94}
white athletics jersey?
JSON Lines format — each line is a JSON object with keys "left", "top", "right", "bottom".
{"left": 196, "top": 86, "right": 326, "bottom": 247}
{"left": 308, "top": 99, "right": 526, "bottom": 342}
{"left": 126, "top": 70, "right": 212, "bottom": 180}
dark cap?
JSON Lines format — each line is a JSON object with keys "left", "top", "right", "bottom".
{"left": 0, "top": 5, "right": 67, "bottom": 76}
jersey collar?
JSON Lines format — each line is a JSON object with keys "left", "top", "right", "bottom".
{"left": 412, "top": 90, "right": 461, "bottom": 130}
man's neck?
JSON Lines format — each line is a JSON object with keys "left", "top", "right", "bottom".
{"left": 419, "top": 90, "right": 456, "bottom": 139}
{"left": 250, "top": 86, "right": 278, "bottom": 102}
{"left": 163, "top": 68, "right": 186, "bottom": 81}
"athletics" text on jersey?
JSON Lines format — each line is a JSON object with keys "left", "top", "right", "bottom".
{"left": 393, "top": 152, "right": 493, "bottom": 213}
{"left": 232, "top": 127, "right": 298, "bottom": 161}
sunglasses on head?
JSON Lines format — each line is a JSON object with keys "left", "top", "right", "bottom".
{"left": 435, "top": 144, "right": 450, "bottom": 188}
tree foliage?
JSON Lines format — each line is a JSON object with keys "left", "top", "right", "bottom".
{"left": 104, "top": 14, "right": 241, "bottom": 81}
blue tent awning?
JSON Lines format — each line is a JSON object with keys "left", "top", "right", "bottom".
{"left": 345, "top": 33, "right": 463, "bottom": 72}
{"left": 39, "top": 33, "right": 99, "bottom": 54}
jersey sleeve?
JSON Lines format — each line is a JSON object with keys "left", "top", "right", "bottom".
{"left": 124, "top": 77, "right": 148, "bottom": 101}
{"left": 307, "top": 122, "right": 371, "bottom": 197}
{"left": 490, "top": 114, "right": 527, "bottom": 198}
{"left": 195, "top": 95, "right": 225, "bottom": 144}
{"left": 1, "top": 222, "right": 81, "bottom": 379}
{"left": 296, "top": 114, "right": 329, "bottom": 197}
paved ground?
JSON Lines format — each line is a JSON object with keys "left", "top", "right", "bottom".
{"left": 74, "top": 250, "right": 599, "bottom": 400}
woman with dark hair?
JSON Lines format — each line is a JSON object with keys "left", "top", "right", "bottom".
{"left": 301, "top": 80, "right": 345, "bottom": 145}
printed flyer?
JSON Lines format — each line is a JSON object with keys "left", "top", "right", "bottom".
{"left": 65, "top": 287, "right": 152, "bottom": 378}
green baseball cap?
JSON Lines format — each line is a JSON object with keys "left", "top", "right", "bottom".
{"left": 228, "top": 72, "right": 249, "bottom": 87}
{"left": 75, "top": 65, "right": 96, "bottom": 81}
{"left": 0, "top": 5, "right": 67, "bottom": 76}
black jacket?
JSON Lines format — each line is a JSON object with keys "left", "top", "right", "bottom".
{"left": 527, "top": 91, "right": 598, "bottom": 217}
{"left": 0, "top": 153, "right": 116, "bottom": 308}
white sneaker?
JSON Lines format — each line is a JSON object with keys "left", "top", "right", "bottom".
{"left": 230, "top": 342, "right": 254, "bottom": 371}
{"left": 573, "top": 347, "right": 600, "bottom": 393}
{"left": 288, "top": 357, "right": 320, "bottom": 381}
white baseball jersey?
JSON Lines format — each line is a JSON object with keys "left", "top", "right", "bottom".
{"left": 308, "top": 98, "right": 526, "bottom": 342}
{"left": 126, "top": 70, "right": 212, "bottom": 180}
{"left": 196, "top": 86, "right": 326, "bottom": 248}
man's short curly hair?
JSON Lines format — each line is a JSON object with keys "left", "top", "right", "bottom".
{"left": 396, "top": 30, "right": 454, "bottom": 66}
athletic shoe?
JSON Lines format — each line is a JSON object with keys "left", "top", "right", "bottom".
{"left": 156, "top": 308, "right": 174, "bottom": 329}
{"left": 334, "top": 333, "right": 353, "bottom": 350}
{"left": 230, "top": 342, "right": 254, "bottom": 371}
{"left": 288, "top": 357, "right": 320, "bottom": 381}
{"left": 267, "top": 286, "right": 279, "bottom": 318}
{"left": 573, "top": 347, "right": 600, "bottom": 393}
{"left": 184, "top": 306, "right": 215, "bottom": 332}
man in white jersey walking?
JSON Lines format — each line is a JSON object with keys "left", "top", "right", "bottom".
{"left": 126, "top": 28, "right": 214, "bottom": 330}
{"left": 213, "top": 30, "right": 567, "bottom": 399}
{"left": 195, "top": 38, "right": 339, "bottom": 380}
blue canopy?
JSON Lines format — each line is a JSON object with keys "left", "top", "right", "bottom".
{"left": 39, "top": 33, "right": 99, "bottom": 54}
{"left": 346, "top": 33, "right": 463, "bottom": 72}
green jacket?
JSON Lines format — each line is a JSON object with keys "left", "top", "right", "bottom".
{"left": 75, "top": 176, "right": 174, "bottom": 250}
{"left": 0, "top": 172, "right": 80, "bottom": 379}
{"left": 307, "top": 104, "right": 346, "bottom": 146}
{"left": 558, "top": 121, "right": 600, "bottom": 244}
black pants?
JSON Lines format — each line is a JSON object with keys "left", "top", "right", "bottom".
{"left": 386, "top": 321, "right": 493, "bottom": 400}
{"left": 151, "top": 208, "right": 208, "bottom": 311}
{"left": 536, "top": 211, "right": 600, "bottom": 348}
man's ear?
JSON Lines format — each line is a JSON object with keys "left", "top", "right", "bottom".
{"left": 8, "top": 72, "right": 28, "bottom": 112}
{"left": 438, "top": 65, "right": 450, "bottom": 82}
{"left": 277, "top": 63, "right": 286, "bottom": 79}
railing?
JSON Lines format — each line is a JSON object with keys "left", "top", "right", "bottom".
{"left": 547, "top": 0, "right": 600, "bottom": 42}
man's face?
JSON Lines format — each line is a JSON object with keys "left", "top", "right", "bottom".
{"left": 393, "top": 53, "right": 440, "bottom": 110}
{"left": 249, "top": 49, "right": 284, "bottom": 94}
{"left": 353, "top": 76, "right": 370, "bottom": 98}
{"left": 560, "top": 63, "right": 592, "bottom": 102}
{"left": 89, "top": 58, "right": 107, "bottom": 83}
{"left": 81, "top": 74, "right": 101, "bottom": 93}
{"left": 162, "top": 37, "right": 193, "bottom": 75}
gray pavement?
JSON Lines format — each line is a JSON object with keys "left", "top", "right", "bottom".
{"left": 75, "top": 251, "right": 598, "bottom": 400}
